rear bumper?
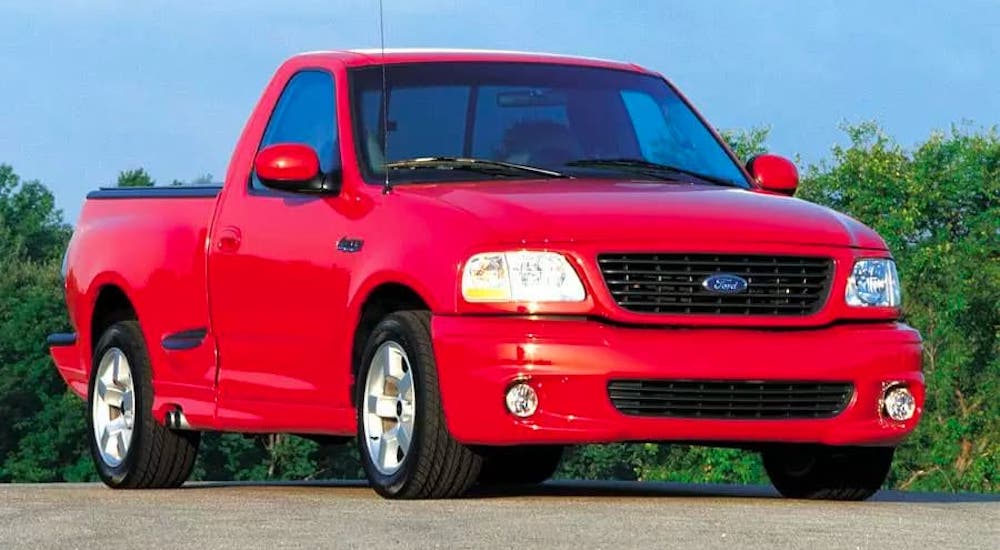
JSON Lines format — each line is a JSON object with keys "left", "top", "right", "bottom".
{"left": 431, "top": 316, "right": 923, "bottom": 447}
{"left": 47, "top": 332, "right": 87, "bottom": 399}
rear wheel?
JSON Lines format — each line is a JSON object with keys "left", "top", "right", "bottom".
{"left": 763, "top": 445, "right": 894, "bottom": 501}
{"left": 88, "top": 320, "right": 200, "bottom": 488}
{"left": 356, "top": 311, "right": 482, "bottom": 499}
{"left": 478, "top": 446, "right": 564, "bottom": 486}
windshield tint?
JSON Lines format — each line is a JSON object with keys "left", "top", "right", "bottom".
{"left": 350, "top": 62, "right": 750, "bottom": 188}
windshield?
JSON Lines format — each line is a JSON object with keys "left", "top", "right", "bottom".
{"left": 349, "top": 62, "right": 750, "bottom": 188}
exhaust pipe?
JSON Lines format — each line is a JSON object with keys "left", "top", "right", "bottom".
{"left": 165, "top": 408, "right": 193, "bottom": 430}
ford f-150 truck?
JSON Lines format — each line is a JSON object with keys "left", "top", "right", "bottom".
{"left": 48, "top": 49, "right": 923, "bottom": 500}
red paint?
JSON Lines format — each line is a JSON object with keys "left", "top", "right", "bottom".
{"left": 49, "top": 50, "right": 923, "bottom": 448}
{"left": 254, "top": 143, "right": 320, "bottom": 185}
{"left": 748, "top": 153, "right": 799, "bottom": 195}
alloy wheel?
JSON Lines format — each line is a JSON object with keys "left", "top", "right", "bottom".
{"left": 91, "top": 347, "right": 136, "bottom": 467}
{"left": 362, "top": 341, "right": 416, "bottom": 475}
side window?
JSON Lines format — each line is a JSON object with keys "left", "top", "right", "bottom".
{"left": 252, "top": 70, "right": 338, "bottom": 190}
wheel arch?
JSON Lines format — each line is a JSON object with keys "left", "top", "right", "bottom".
{"left": 90, "top": 283, "right": 139, "bottom": 354}
{"left": 350, "top": 281, "right": 431, "bottom": 403}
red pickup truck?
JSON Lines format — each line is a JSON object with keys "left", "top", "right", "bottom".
{"left": 48, "top": 49, "right": 923, "bottom": 500}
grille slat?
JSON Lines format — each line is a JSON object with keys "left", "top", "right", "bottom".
{"left": 601, "top": 269, "right": 830, "bottom": 277}
{"left": 608, "top": 283, "right": 826, "bottom": 291}
{"left": 598, "top": 253, "right": 833, "bottom": 316}
{"left": 597, "top": 258, "right": 829, "bottom": 269}
{"left": 604, "top": 301, "right": 814, "bottom": 310}
{"left": 608, "top": 380, "right": 854, "bottom": 419}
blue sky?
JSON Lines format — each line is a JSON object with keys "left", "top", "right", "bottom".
{"left": 1, "top": 0, "right": 997, "bottom": 222}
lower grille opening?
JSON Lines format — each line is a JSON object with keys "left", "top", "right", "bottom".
{"left": 608, "top": 380, "right": 854, "bottom": 419}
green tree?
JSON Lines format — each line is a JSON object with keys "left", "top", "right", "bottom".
{"left": 0, "top": 165, "right": 71, "bottom": 261}
{"left": 799, "top": 122, "right": 999, "bottom": 492}
{"left": 193, "top": 434, "right": 362, "bottom": 481}
{"left": 0, "top": 165, "right": 83, "bottom": 482}
{"left": 170, "top": 173, "right": 214, "bottom": 187}
{"left": 190, "top": 173, "right": 214, "bottom": 185}
{"left": 116, "top": 168, "right": 154, "bottom": 187}
{"left": 720, "top": 126, "right": 771, "bottom": 161}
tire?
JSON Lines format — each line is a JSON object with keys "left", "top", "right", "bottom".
{"left": 763, "top": 445, "right": 894, "bottom": 501}
{"left": 478, "top": 446, "right": 564, "bottom": 486}
{"left": 355, "top": 311, "right": 482, "bottom": 499}
{"left": 88, "top": 320, "right": 200, "bottom": 488}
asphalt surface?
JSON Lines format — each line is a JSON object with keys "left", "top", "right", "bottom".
{"left": 1, "top": 481, "right": 997, "bottom": 549}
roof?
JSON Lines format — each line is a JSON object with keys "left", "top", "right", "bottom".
{"left": 290, "top": 48, "right": 655, "bottom": 74}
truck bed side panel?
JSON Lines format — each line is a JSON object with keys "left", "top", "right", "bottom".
{"left": 68, "top": 194, "right": 219, "bottom": 425}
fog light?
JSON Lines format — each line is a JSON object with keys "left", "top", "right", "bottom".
{"left": 505, "top": 383, "right": 538, "bottom": 418}
{"left": 882, "top": 385, "right": 916, "bottom": 421}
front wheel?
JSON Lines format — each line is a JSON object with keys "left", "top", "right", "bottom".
{"left": 356, "top": 311, "right": 482, "bottom": 499}
{"left": 763, "top": 445, "right": 894, "bottom": 501}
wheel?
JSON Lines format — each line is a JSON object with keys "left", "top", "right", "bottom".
{"left": 763, "top": 445, "right": 894, "bottom": 501}
{"left": 88, "top": 320, "right": 200, "bottom": 488}
{"left": 478, "top": 446, "right": 564, "bottom": 486}
{"left": 356, "top": 311, "right": 482, "bottom": 499}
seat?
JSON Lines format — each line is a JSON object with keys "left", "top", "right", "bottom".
{"left": 497, "top": 120, "right": 582, "bottom": 167}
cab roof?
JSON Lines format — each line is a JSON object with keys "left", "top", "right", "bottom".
{"left": 289, "top": 48, "right": 657, "bottom": 75}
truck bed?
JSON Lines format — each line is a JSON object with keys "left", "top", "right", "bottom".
{"left": 59, "top": 185, "right": 221, "bottom": 407}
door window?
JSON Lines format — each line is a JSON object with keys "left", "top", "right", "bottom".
{"left": 253, "top": 70, "right": 338, "bottom": 190}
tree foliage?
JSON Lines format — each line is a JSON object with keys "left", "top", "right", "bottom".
{"left": 798, "top": 122, "right": 999, "bottom": 491}
{"left": 0, "top": 165, "right": 82, "bottom": 481}
{"left": 116, "top": 168, "right": 155, "bottom": 187}
{"left": 719, "top": 126, "right": 770, "bottom": 162}
{"left": 0, "top": 122, "right": 997, "bottom": 491}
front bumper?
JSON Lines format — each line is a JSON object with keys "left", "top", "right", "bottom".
{"left": 432, "top": 316, "right": 923, "bottom": 447}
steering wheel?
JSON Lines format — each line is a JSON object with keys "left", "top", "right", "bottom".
{"left": 527, "top": 146, "right": 575, "bottom": 167}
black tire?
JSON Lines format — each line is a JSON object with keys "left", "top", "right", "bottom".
{"left": 478, "top": 446, "right": 564, "bottom": 486}
{"left": 763, "top": 445, "right": 894, "bottom": 501}
{"left": 88, "top": 320, "right": 200, "bottom": 488}
{"left": 356, "top": 311, "right": 482, "bottom": 499}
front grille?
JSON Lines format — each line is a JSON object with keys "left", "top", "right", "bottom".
{"left": 598, "top": 253, "right": 833, "bottom": 316}
{"left": 608, "top": 380, "right": 854, "bottom": 419}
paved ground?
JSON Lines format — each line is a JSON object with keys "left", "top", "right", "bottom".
{"left": 1, "top": 481, "right": 997, "bottom": 549}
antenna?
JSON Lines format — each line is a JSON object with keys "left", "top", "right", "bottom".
{"left": 378, "top": 0, "right": 391, "bottom": 194}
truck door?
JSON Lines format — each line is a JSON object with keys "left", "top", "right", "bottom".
{"left": 207, "top": 69, "right": 353, "bottom": 429}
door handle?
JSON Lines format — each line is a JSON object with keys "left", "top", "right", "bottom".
{"left": 216, "top": 226, "right": 242, "bottom": 253}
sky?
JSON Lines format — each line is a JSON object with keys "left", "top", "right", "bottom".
{"left": 1, "top": 0, "right": 997, "bottom": 223}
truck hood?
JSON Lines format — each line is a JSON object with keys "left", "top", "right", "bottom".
{"left": 397, "top": 179, "right": 886, "bottom": 249}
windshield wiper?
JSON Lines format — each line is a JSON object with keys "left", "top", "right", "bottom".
{"left": 565, "top": 158, "right": 741, "bottom": 188}
{"left": 384, "top": 157, "right": 568, "bottom": 181}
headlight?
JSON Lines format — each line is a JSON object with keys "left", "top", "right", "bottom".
{"left": 462, "top": 251, "right": 586, "bottom": 302}
{"left": 845, "top": 258, "right": 901, "bottom": 307}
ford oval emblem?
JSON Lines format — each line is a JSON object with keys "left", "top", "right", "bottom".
{"left": 702, "top": 273, "right": 749, "bottom": 294}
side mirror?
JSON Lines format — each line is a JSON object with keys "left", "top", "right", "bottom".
{"left": 254, "top": 143, "right": 338, "bottom": 193}
{"left": 746, "top": 154, "right": 798, "bottom": 196}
